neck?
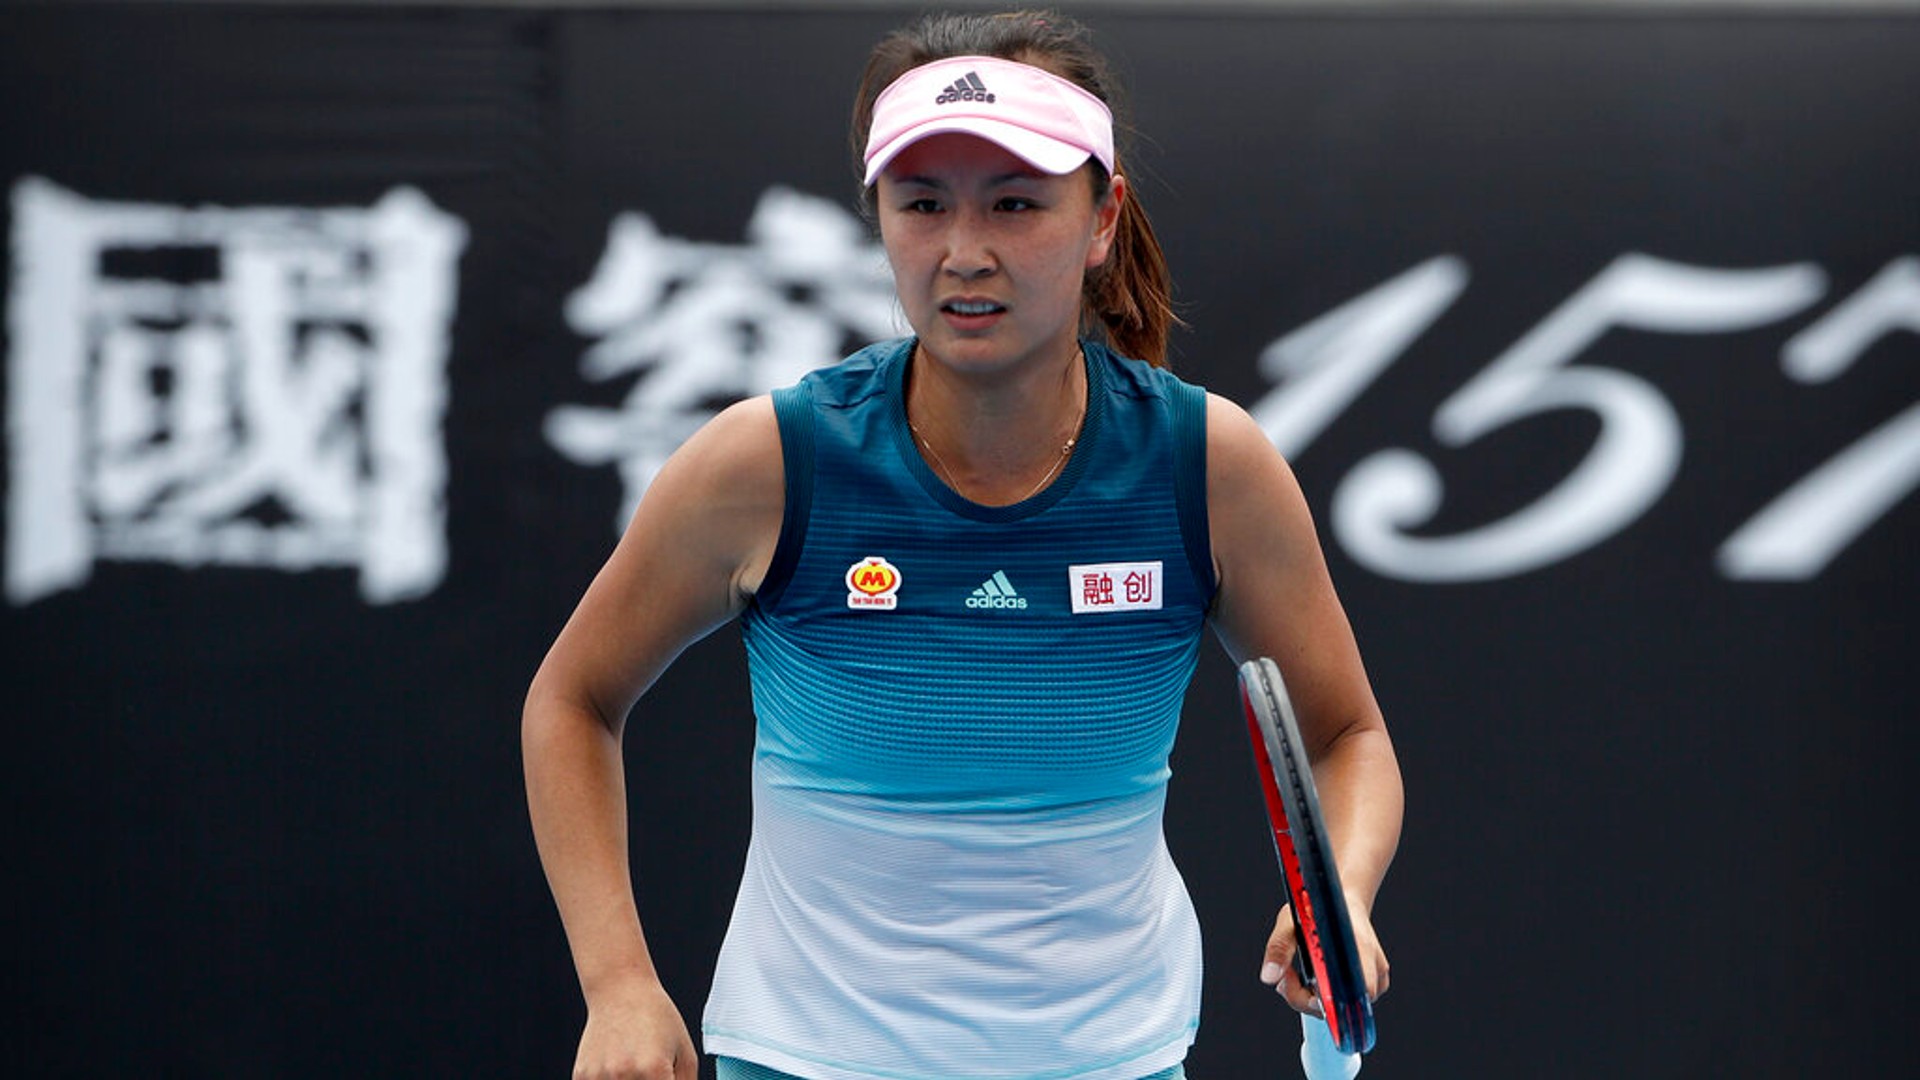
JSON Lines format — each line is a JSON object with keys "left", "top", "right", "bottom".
{"left": 906, "top": 340, "right": 1088, "bottom": 506}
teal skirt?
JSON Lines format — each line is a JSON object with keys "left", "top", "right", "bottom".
{"left": 716, "top": 1059, "right": 1185, "bottom": 1080}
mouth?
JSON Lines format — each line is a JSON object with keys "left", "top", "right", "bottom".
{"left": 941, "top": 299, "right": 1006, "bottom": 317}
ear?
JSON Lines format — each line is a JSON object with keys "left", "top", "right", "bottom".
{"left": 1085, "top": 172, "right": 1127, "bottom": 270}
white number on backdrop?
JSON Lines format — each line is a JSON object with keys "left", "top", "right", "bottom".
{"left": 1332, "top": 255, "right": 1826, "bottom": 582}
{"left": 1250, "top": 256, "right": 1468, "bottom": 460}
{"left": 1719, "top": 258, "right": 1920, "bottom": 580}
{"left": 1249, "top": 254, "right": 1920, "bottom": 583}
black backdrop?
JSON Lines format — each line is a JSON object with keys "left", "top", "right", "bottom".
{"left": 3, "top": 3, "right": 1915, "bottom": 1077}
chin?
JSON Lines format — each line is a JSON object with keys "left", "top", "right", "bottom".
{"left": 919, "top": 337, "right": 1027, "bottom": 373}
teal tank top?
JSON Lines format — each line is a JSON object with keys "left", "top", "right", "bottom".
{"left": 703, "top": 339, "right": 1217, "bottom": 1080}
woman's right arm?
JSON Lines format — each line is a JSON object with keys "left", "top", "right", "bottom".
{"left": 522, "top": 396, "right": 785, "bottom": 1080}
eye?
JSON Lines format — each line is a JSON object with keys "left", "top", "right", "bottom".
{"left": 996, "top": 196, "right": 1040, "bottom": 212}
{"left": 899, "top": 197, "right": 942, "bottom": 214}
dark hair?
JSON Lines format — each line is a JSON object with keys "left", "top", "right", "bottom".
{"left": 851, "top": 9, "right": 1180, "bottom": 368}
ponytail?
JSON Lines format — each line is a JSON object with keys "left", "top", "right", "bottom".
{"left": 1085, "top": 163, "right": 1179, "bottom": 367}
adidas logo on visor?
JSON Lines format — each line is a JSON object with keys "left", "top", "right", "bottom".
{"left": 935, "top": 72, "right": 996, "bottom": 105}
{"left": 966, "top": 570, "right": 1028, "bottom": 610}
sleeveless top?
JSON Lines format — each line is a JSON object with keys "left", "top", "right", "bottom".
{"left": 701, "top": 338, "right": 1217, "bottom": 1080}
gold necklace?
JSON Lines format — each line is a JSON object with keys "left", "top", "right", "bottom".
{"left": 910, "top": 408, "right": 1083, "bottom": 504}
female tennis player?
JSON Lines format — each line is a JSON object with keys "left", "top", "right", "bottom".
{"left": 523, "top": 10, "right": 1402, "bottom": 1080}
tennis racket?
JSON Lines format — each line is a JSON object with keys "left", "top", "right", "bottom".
{"left": 1239, "top": 657, "right": 1376, "bottom": 1058}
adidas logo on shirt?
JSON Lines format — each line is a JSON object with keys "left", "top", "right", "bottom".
{"left": 935, "top": 72, "right": 996, "bottom": 105}
{"left": 966, "top": 570, "right": 1028, "bottom": 610}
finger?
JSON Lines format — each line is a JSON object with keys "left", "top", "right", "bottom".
{"left": 1351, "top": 911, "right": 1389, "bottom": 1003}
{"left": 1275, "top": 961, "right": 1322, "bottom": 1016}
{"left": 1263, "top": 906, "right": 1318, "bottom": 1014}
{"left": 1263, "top": 906, "right": 1319, "bottom": 1010}
{"left": 1261, "top": 906, "right": 1298, "bottom": 978}
{"left": 1368, "top": 952, "right": 1391, "bottom": 1003}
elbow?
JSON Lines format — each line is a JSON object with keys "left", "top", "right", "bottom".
{"left": 521, "top": 667, "right": 621, "bottom": 764}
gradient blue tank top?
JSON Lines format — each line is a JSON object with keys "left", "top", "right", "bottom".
{"left": 702, "top": 338, "right": 1218, "bottom": 1080}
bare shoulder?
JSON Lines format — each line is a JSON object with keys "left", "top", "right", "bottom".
{"left": 1202, "top": 392, "right": 1315, "bottom": 541}
{"left": 636, "top": 394, "right": 786, "bottom": 597}
{"left": 1200, "top": 391, "right": 1337, "bottom": 655}
{"left": 654, "top": 395, "right": 782, "bottom": 493}
{"left": 1203, "top": 392, "right": 1289, "bottom": 485}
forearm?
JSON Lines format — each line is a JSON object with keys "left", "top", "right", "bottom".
{"left": 1311, "top": 724, "right": 1403, "bottom": 914}
{"left": 522, "top": 694, "right": 663, "bottom": 1001}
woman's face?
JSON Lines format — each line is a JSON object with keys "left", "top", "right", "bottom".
{"left": 876, "top": 132, "right": 1121, "bottom": 379}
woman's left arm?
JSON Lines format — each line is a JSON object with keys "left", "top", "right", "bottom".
{"left": 1202, "top": 392, "right": 1404, "bottom": 1011}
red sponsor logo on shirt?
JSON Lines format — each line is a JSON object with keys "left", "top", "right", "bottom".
{"left": 1068, "top": 561, "right": 1163, "bottom": 614}
{"left": 846, "top": 556, "right": 902, "bottom": 610}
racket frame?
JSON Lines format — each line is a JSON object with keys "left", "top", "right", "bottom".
{"left": 1239, "top": 656, "right": 1377, "bottom": 1056}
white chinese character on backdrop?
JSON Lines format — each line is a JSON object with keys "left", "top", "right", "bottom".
{"left": 4, "top": 178, "right": 467, "bottom": 605}
{"left": 548, "top": 186, "right": 901, "bottom": 530}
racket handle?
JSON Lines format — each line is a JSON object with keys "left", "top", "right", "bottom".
{"left": 1299, "top": 1012, "right": 1362, "bottom": 1080}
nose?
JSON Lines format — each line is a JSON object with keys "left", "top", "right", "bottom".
{"left": 940, "top": 207, "right": 996, "bottom": 280}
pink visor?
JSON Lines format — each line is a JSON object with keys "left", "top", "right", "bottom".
{"left": 862, "top": 55, "right": 1115, "bottom": 186}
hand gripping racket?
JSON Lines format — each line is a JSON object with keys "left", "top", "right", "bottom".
{"left": 1239, "top": 657, "right": 1377, "bottom": 1059}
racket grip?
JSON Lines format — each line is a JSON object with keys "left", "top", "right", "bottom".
{"left": 1299, "top": 1012, "right": 1362, "bottom": 1080}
